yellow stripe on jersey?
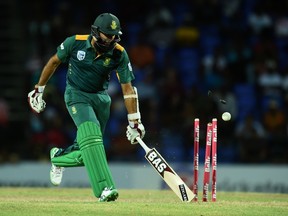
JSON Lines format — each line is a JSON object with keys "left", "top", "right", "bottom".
{"left": 75, "top": 35, "right": 89, "bottom": 40}
{"left": 114, "top": 43, "right": 124, "bottom": 52}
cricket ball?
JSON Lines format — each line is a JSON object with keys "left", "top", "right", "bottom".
{"left": 222, "top": 112, "right": 231, "bottom": 121}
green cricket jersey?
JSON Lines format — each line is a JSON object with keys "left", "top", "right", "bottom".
{"left": 56, "top": 34, "right": 135, "bottom": 92}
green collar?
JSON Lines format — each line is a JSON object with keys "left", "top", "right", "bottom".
{"left": 86, "top": 35, "right": 93, "bottom": 49}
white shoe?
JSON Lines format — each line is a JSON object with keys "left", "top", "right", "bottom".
{"left": 50, "top": 148, "right": 64, "bottom": 186}
{"left": 98, "top": 187, "right": 119, "bottom": 202}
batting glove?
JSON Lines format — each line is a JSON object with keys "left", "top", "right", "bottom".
{"left": 126, "top": 121, "right": 145, "bottom": 144}
{"left": 28, "top": 86, "right": 46, "bottom": 113}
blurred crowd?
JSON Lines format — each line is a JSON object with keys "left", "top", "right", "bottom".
{"left": 3, "top": 0, "right": 288, "bottom": 164}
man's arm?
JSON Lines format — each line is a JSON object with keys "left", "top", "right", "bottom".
{"left": 28, "top": 54, "right": 61, "bottom": 113}
{"left": 121, "top": 82, "right": 139, "bottom": 122}
{"left": 36, "top": 54, "right": 62, "bottom": 87}
{"left": 121, "top": 82, "right": 145, "bottom": 144}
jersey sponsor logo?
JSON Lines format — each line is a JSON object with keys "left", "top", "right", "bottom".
{"left": 103, "top": 57, "right": 111, "bottom": 66}
{"left": 77, "top": 50, "right": 86, "bottom": 61}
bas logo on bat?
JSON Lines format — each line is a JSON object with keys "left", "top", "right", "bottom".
{"left": 146, "top": 149, "right": 169, "bottom": 174}
{"left": 137, "top": 137, "right": 195, "bottom": 202}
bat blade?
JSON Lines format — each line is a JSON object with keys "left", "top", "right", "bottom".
{"left": 144, "top": 147, "right": 195, "bottom": 202}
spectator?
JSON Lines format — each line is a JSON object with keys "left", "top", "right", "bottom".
{"left": 235, "top": 114, "right": 267, "bottom": 163}
{"left": 262, "top": 99, "right": 287, "bottom": 163}
{"left": 263, "top": 99, "right": 286, "bottom": 136}
{"left": 257, "top": 60, "right": 282, "bottom": 98}
{"left": 248, "top": 4, "right": 273, "bottom": 36}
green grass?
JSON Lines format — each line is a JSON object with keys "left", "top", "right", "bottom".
{"left": 0, "top": 187, "right": 287, "bottom": 216}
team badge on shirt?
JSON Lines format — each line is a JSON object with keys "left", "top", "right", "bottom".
{"left": 77, "top": 50, "right": 86, "bottom": 61}
{"left": 71, "top": 106, "right": 77, "bottom": 114}
{"left": 103, "top": 58, "right": 111, "bottom": 66}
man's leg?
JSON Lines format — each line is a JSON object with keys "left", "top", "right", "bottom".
{"left": 49, "top": 141, "right": 84, "bottom": 186}
{"left": 64, "top": 87, "right": 117, "bottom": 200}
{"left": 77, "top": 121, "right": 117, "bottom": 200}
{"left": 51, "top": 140, "right": 84, "bottom": 167}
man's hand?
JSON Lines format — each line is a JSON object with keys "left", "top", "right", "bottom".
{"left": 28, "top": 86, "right": 46, "bottom": 113}
{"left": 126, "top": 121, "right": 145, "bottom": 144}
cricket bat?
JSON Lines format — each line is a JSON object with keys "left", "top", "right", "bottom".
{"left": 136, "top": 137, "right": 196, "bottom": 202}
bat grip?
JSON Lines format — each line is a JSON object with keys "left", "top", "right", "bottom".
{"left": 136, "top": 137, "right": 151, "bottom": 153}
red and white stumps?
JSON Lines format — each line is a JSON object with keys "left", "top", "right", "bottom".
{"left": 193, "top": 118, "right": 218, "bottom": 202}
{"left": 211, "top": 118, "right": 217, "bottom": 202}
{"left": 193, "top": 118, "right": 200, "bottom": 201}
{"left": 203, "top": 123, "right": 212, "bottom": 202}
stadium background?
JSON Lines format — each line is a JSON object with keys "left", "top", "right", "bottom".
{"left": 0, "top": 0, "right": 288, "bottom": 166}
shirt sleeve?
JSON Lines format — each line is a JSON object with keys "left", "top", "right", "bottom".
{"left": 56, "top": 36, "right": 75, "bottom": 63}
{"left": 116, "top": 49, "right": 135, "bottom": 84}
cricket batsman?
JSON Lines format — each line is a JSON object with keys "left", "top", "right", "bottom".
{"left": 28, "top": 13, "right": 145, "bottom": 202}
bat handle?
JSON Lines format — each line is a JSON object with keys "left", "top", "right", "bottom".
{"left": 136, "top": 137, "right": 151, "bottom": 153}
